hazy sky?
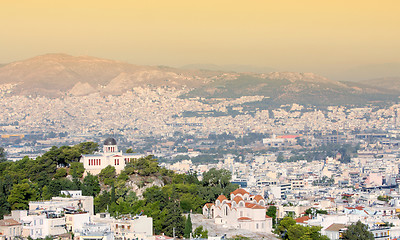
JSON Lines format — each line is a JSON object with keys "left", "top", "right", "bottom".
{"left": 1, "top": 0, "right": 400, "bottom": 79}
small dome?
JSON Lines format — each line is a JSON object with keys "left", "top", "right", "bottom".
{"left": 104, "top": 137, "right": 117, "bottom": 145}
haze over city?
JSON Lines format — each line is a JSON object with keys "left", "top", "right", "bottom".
{"left": 1, "top": 0, "right": 400, "bottom": 80}
{"left": 3, "top": 1, "right": 400, "bottom": 240}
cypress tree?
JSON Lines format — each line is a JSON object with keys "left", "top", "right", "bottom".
{"left": 184, "top": 213, "right": 192, "bottom": 238}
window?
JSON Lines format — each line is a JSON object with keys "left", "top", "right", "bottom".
{"left": 256, "top": 223, "right": 259, "bottom": 229}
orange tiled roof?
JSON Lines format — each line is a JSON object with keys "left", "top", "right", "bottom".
{"left": 251, "top": 205, "right": 266, "bottom": 209}
{"left": 231, "top": 188, "right": 249, "bottom": 195}
{"left": 295, "top": 216, "right": 311, "bottom": 223}
{"left": 216, "top": 195, "right": 228, "bottom": 202}
{"left": 232, "top": 196, "right": 244, "bottom": 203}
{"left": 245, "top": 203, "right": 265, "bottom": 209}
{"left": 205, "top": 203, "right": 214, "bottom": 208}
{"left": 238, "top": 217, "right": 252, "bottom": 221}
{"left": 254, "top": 195, "right": 264, "bottom": 202}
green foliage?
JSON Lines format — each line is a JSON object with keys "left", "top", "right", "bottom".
{"left": 202, "top": 168, "right": 231, "bottom": 188}
{"left": 54, "top": 168, "right": 68, "bottom": 179}
{"left": 0, "top": 179, "right": 11, "bottom": 219}
{"left": 275, "top": 217, "right": 328, "bottom": 240}
{"left": 193, "top": 226, "right": 208, "bottom": 238}
{"left": 283, "top": 144, "right": 359, "bottom": 163}
{"left": 47, "top": 178, "right": 78, "bottom": 198}
{"left": 163, "top": 201, "right": 185, "bottom": 237}
{"left": 70, "top": 162, "right": 84, "bottom": 178}
{"left": 266, "top": 205, "right": 277, "bottom": 226}
{"left": 0, "top": 147, "right": 6, "bottom": 163}
{"left": 111, "top": 183, "right": 116, "bottom": 204}
{"left": 126, "top": 156, "right": 160, "bottom": 176}
{"left": 41, "top": 186, "right": 52, "bottom": 200}
{"left": 305, "top": 208, "right": 328, "bottom": 215}
{"left": 0, "top": 143, "right": 239, "bottom": 234}
{"left": 82, "top": 173, "right": 100, "bottom": 197}
{"left": 75, "top": 142, "right": 99, "bottom": 154}
{"left": 184, "top": 213, "right": 192, "bottom": 238}
{"left": 126, "top": 148, "right": 134, "bottom": 153}
{"left": 7, "top": 180, "right": 39, "bottom": 210}
{"left": 99, "top": 165, "right": 116, "bottom": 185}
{"left": 94, "top": 191, "right": 111, "bottom": 213}
{"left": 275, "top": 216, "right": 296, "bottom": 237}
{"left": 377, "top": 195, "right": 392, "bottom": 202}
{"left": 342, "top": 221, "right": 374, "bottom": 240}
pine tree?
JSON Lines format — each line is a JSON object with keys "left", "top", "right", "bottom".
{"left": 184, "top": 213, "right": 192, "bottom": 238}
{"left": 111, "top": 183, "right": 116, "bottom": 203}
{"left": 342, "top": 221, "right": 374, "bottom": 240}
{"left": 163, "top": 201, "right": 184, "bottom": 237}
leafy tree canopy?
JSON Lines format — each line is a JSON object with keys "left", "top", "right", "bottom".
{"left": 342, "top": 221, "right": 374, "bottom": 240}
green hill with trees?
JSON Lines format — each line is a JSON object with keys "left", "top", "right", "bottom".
{"left": 0, "top": 142, "right": 238, "bottom": 237}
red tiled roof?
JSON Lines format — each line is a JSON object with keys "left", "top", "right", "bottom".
{"left": 245, "top": 203, "right": 265, "bottom": 209}
{"left": 216, "top": 195, "right": 228, "bottom": 202}
{"left": 231, "top": 188, "right": 249, "bottom": 195}
{"left": 254, "top": 195, "right": 264, "bottom": 202}
{"left": 238, "top": 217, "right": 252, "bottom": 221}
{"left": 295, "top": 216, "right": 311, "bottom": 223}
{"left": 252, "top": 205, "right": 266, "bottom": 209}
{"left": 245, "top": 203, "right": 255, "bottom": 208}
{"left": 205, "top": 203, "right": 214, "bottom": 208}
{"left": 233, "top": 196, "right": 243, "bottom": 204}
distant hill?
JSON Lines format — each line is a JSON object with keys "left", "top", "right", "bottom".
{"left": 330, "top": 62, "right": 400, "bottom": 82}
{"left": 356, "top": 77, "right": 400, "bottom": 92}
{"left": 183, "top": 72, "right": 399, "bottom": 105}
{"left": 181, "top": 63, "right": 276, "bottom": 74}
{"left": 0, "top": 54, "right": 216, "bottom": 96}
{"left": 0, "top": 53, "right": 398, "bottom": 105}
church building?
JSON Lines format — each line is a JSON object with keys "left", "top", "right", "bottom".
{"left": 80, "top": 138, "right": 144, "bottom": 175}
{"left": 202, "top": 188, "right": 273, "bottom": 233}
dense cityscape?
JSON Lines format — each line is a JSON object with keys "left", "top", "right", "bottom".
{"left": 1, "top": 1, "right": 400, "bottom": 239}
{"left": 1, "top": 85, "right": 400, "bottom": 239}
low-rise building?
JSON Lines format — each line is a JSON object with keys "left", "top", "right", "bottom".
{"left": 203, "top": 188, "right": 272, "bottom": 233}
{"left": 0, "top": 219, "right": 22, "bottom": 240}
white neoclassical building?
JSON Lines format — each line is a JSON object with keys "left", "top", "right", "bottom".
{"left": 203, "top": 188, "right": 273, "bottom": 233}
{"left": 80, "top": 138, "right": 144, "bottom": 175}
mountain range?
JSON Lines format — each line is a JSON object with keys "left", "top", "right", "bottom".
{"left": 0, "top": 54, "right": 399, "bottom": 105}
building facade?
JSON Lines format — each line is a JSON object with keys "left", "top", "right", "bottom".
{"left": 81, "top": 138, "right": 144, "bottom": 175}
{"left": 202, "top": 188, "right": 273, "bottom": 233}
